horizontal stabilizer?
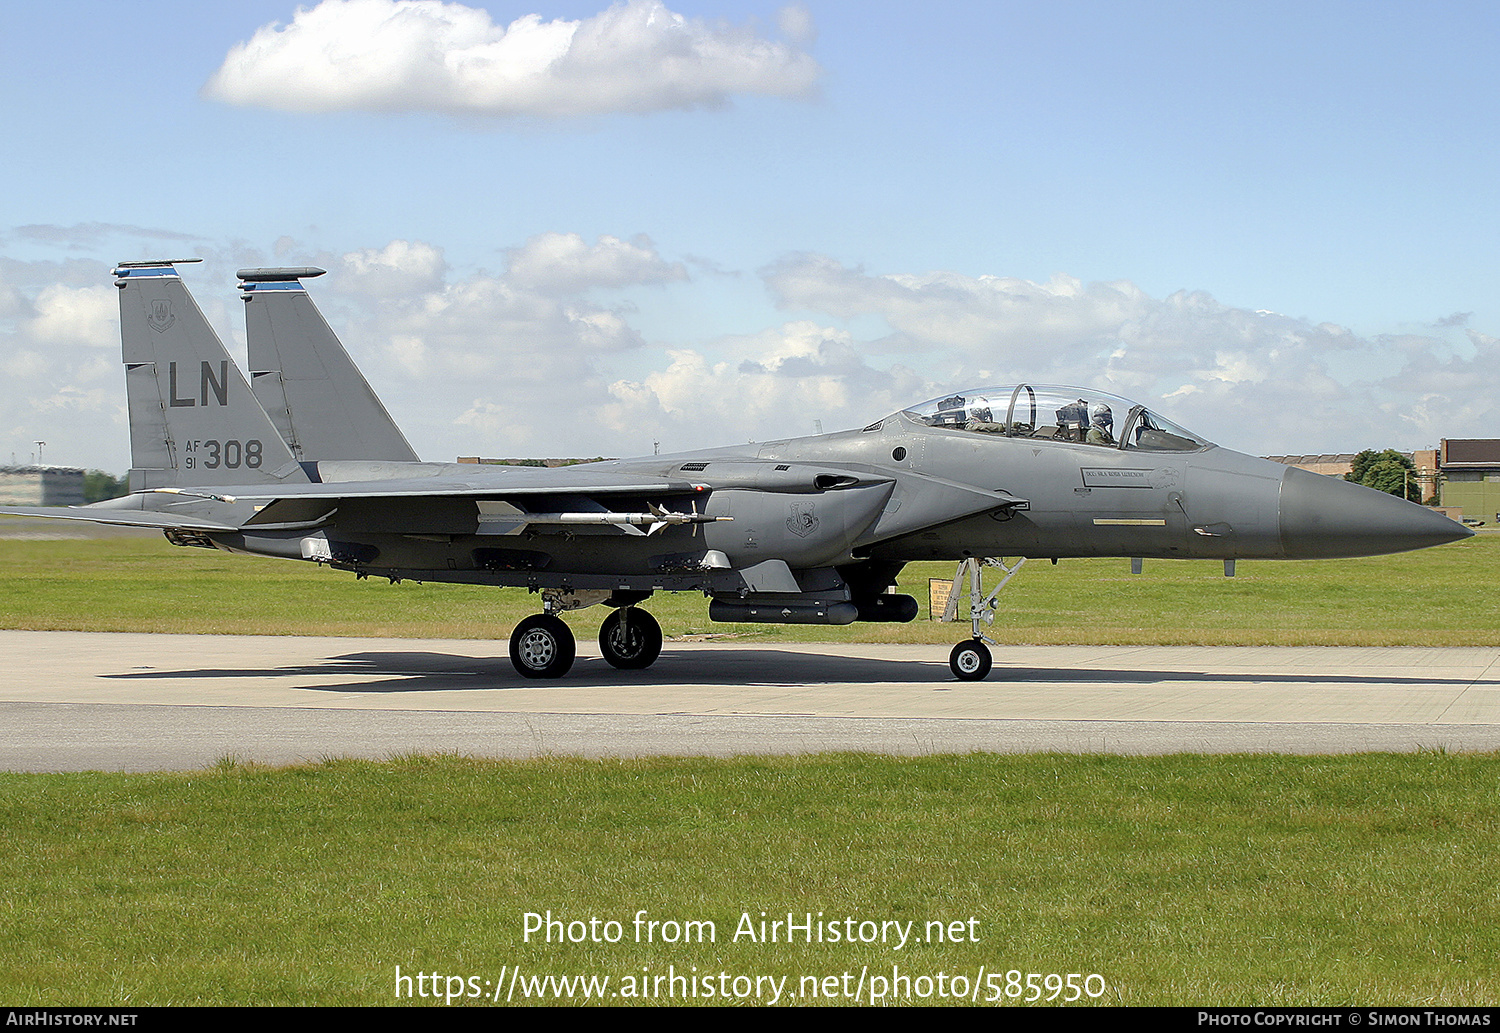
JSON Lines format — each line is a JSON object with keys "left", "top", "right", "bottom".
{"left": 0, "top": 505, "right": 237, "bottom": 533}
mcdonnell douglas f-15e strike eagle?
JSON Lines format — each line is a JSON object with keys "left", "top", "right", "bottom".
{"left": 2, "top": 260, "right": 1472, "bottom": 680}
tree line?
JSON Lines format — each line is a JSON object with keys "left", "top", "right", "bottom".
{"left": 1344, "top": 449, "right": 1425, "bottom": 504}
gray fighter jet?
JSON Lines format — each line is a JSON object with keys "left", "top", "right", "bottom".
{"left": 4, "top": 260, "right": 1472, "bottom": 680}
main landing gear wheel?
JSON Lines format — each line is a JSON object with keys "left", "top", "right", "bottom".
{"left": 599, "top": 608, "right": 663, "bottom": 670}
{"left": 949, "top": 639, "right": 993, "bottom": 681}
{"left": 510, "top": 614, "right": 576, "bottom": 679}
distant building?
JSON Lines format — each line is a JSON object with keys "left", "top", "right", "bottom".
{"left": 0, "top": 466, "right": 85, "bottom": 507}
{"left": 1262, "top": 454, "right": 1360, "bottom": 478}
{"left": 1438, "top": 439, "right": 1500, "bottom": 522}
{"left": 1262, "top": 450, "right": 1439, "bottom": 502}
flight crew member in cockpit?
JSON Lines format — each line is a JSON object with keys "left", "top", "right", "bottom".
{"left": 1087, "top": 402, "right": 1114, "bottom": 445}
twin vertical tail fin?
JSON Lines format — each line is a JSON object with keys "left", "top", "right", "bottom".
{"left": 115, "top": 260, "right": 309, "bottom": 491}
{"left": 240, "top": 268, "right": 420, "bottom": 463}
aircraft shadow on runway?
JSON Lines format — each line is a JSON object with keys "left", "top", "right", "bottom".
{"left": 102, "top": 649, "right": 940, "bottom": 692}
{"left": 97, "top": 648, "right": 1500, "bottom": 694}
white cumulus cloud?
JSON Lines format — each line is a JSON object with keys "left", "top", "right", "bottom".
{"left": 340, "top": 240, "right": 449, "bottom": 295}
{"left": 0, "top": 261, "right": 129, "bottom": 470}
{"left": 203, "top": 0, "right": 821, "bottom": 117}
{"left": 601, "top": 322, "right": 931, "bottom": 448}
{"left": 26, "top": 285, "right": 117, "bottom": 348}
{"left": 505, "top": 232, "right": 688, "bottom": 295}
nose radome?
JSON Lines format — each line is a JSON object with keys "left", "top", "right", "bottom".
{"left": 1278, "top": 466, "right": 1473, "bottom": 559}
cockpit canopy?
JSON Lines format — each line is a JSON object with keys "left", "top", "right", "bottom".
{"left": 901, "top": 385, "right": 1211, "bottom": 453}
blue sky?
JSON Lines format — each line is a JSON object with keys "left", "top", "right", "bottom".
{"left": 2, "top": 0, "right": 1496, "bottom": 472}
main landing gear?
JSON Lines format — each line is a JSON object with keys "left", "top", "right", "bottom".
{"left": 598, "top": 607, "right": 663, "bottom": 670}
{"left": 940, "top": 557, "right": 1027, "bottom": 681}
{"left": 509, "top": 613, "right": 576, "bottom": 679}
{"left": 507, "top": 592, "right": 665, "bottom": 679}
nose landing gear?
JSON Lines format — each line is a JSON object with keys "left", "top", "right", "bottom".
{"left": 940, "top": 556, "right": 1026, "bottom": 680}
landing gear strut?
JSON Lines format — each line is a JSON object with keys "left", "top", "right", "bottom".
{"left": 598, "top": 607, "right": 663, "bottom": 670}
{"left": 941, "top": 557, "right": 1026, "bottom": 680}
{"left": 509, "top": 613, "right": 576, "bottom": 679}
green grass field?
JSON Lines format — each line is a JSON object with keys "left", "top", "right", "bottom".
{"left": 2, "top": 528, "right": 1497, "bottom": 1006}
{"left": 4, "top": 753, "right": 1498, "bottom": 1006}
{"left": 0, "top": 529, "right": 1495, "bottom": 645}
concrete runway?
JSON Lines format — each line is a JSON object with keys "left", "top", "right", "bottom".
{"left": 3, "top": 629, "right": 1500, "bottom": 770}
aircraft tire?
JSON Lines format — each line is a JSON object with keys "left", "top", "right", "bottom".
{"left": 949, "top": 639, "right": 992, "bottom": 681}
{"left": 510, "top": 614, "right": 576, "bottom": 679}
{"left": 599, "top": 608, "right": 663, "bottom": 670}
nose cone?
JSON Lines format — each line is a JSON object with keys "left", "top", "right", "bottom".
{"left": 1279, "top": 466, "right": 1473, "bottom": 559}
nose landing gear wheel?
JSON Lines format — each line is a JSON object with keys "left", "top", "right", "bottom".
{"left": 949, "top": 639, "right": 992, "bottom": 681}
{"left": 599, "top": 608, "right": 663, "bottom": 670}
{"left": 510, "top": 614, "right": 576, "bottom": 679}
